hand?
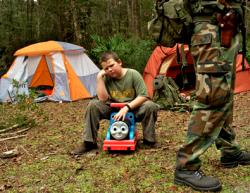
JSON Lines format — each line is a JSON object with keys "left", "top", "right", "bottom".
{"left": 97, "top": 70, "right": 106, "bottom": 79}
{"left": 113, "top": 106, "right": 129, "bottom": 121}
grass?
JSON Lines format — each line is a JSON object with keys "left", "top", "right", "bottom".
{"left": 0, "top": 94, "right": 250, "bottom": 193}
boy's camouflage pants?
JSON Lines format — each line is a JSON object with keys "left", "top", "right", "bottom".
{"left": 82, "top": 100, "right": 158, "bottom": 144}
{"left": 176, "top": 22, "right": 241, "bottom": 170}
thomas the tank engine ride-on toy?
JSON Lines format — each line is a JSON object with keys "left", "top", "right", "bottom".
{"left": 103, "top": 103, "right": 138, "bottom": 151}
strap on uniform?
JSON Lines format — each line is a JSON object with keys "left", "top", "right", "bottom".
{"left": 176, "top": 44, "right": 188, "bottom": 89}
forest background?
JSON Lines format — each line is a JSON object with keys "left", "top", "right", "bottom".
{"left": 0, "top": 0, "right": 156, "bottom": 76}
{"left": 1, "top": 1, "right": 250, "bottom": 192}
{"left": 1, "top": 0, "right": 250, "bottom": 77}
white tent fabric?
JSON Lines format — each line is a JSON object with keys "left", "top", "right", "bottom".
{"left": 0, "top": 56, "right": 29, "bottom": 102}
{"left": 0, "top": 47, "right": 99, "bottom": 102}
{"left": 64, "top": 51, "right": 99, "bottom": 97}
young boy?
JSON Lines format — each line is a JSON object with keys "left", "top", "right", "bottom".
{"left": 72, "top": 51, "right": 159, "bottom": 155}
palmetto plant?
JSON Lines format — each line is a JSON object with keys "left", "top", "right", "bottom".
{"left": 90, "top": 34, "right": 130, "bottom": 60}
{"left": 90, "top": 34, "right": 154, "bottom": 73}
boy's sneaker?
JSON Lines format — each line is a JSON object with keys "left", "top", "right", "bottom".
{"left": 71, "top": 141, "right": 98, "bottom": 155}
{"left": 174, "top": 169, "right": 222, "bottom": 192}
{"left": 221, "top": 151, "right": 250, "bottom": 168}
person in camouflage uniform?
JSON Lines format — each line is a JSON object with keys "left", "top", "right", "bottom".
{"left": 174, "top": 0, "right": 250, "bottom": 191}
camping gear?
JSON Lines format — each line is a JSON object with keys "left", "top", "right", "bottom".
{"left": 153, "top": 75, "right": 188, "bottom": 111}
{"left": 143, "top": 44, "right": 194, "bottom": 98}
{"left": 148, "top": 0, "right": 193, "bottom": 47}
{"left": 0, "top": 41, "right": 100, "bottom": 102}
{"left": 143, "top": 45, "right": 250, "bottom": 98}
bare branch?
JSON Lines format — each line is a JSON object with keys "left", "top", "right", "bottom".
{"left": 0, "top": 124, "right": 20, "bottom": 134}
{"left": 18, "top": 145, "right": 32, "bottom": 156}
{"left": 0, "top": 135, "right": 27, "bottom": 142}
{"left": 0, "top": 128, "right": 31, "bottom": 137}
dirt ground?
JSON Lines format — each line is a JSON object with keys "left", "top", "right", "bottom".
{"left": 0, "top": 91, "right": 250, "bottom": 192}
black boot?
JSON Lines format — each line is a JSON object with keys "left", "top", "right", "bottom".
{"left": 71, "top": 141, "right": 98, "bottom": 155}
{"left": 221, "top": 151, "right": 250, "bottom": 168}
{"left": 174, "top": 170, "right": 222, "bottom": 192}
{"left": 143, "top": 139, "right": 156, "bottom": 147}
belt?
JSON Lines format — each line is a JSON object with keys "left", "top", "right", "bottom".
{"left": 193, "top": 15, "right": 215, "bottom": 23}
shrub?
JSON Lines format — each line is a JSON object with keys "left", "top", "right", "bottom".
{"left": 89, "top": 34, "right": 155, "bottom": 73}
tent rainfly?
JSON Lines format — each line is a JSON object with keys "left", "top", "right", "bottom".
{"left": 0, "top": 41, "right": 100, "bottom": 102}
{"left": 143, "top": 44, "right": 194, "bottom": 98}
{"left": 143, "top": 44, "right": 250, "bottom": 98}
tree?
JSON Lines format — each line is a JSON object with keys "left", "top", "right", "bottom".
{"left": 0, "top": 0, "right": 154, "bottom": 75}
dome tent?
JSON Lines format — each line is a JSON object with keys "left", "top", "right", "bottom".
{"left": 143, "top": 44, "right": 250, "bottom": 98}
{"left": 0, "top": 41, "right": 100, "bottom": 102}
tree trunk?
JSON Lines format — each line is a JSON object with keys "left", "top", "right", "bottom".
{"left": 71, "top": 0, "right": 82, "bottom": 44}
{"left": 106, "top": 0, "right": 113, "bottom": 35}
{"left": 127, "top": 0, "right": 141, "bottom": 37}
{"left": 26, "top": 0, "right": 34, "bottom": 42}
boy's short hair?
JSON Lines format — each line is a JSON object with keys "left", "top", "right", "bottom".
{"left": 99, "top": 51, "right": 120, "bottom": 64}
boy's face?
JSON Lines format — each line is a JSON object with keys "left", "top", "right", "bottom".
{"left": 101, "top": 58, "right": 122, "bottom": 79}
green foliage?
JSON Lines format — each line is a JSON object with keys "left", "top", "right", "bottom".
{"left": 0, "top": 103, "right": 39, "bottom": 132}
{"left": 123, "top": 38, "right": 155, "bottom": 73}
{"left": 247, "top": 52, "right": 250, "bottom": 61}
{"left": 90, "top": 34, "right": 154, "bottom": 73}
{"left": 11, "top": 79, "right": 37, "bottom": 109}
{"left": 0, "top": 47, "right": 11, "bottom": 76}
{"left": 1, "top": 0, "right": 250, "bottom": 77}
{"left": 246, "top": 34, "right": 250, "bottom": 61}
{"left": 90, "top": 34, "right": 129, "bottom": 63}
{"left": 0, "top": 79, "right": 44, "bottom": 130}
{"left": 14, "top": 113, "right": 36, "bottom": 128}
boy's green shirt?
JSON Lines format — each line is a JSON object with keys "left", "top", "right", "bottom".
{"left": 104, "top": 69, "right": 148, "bottom": 103}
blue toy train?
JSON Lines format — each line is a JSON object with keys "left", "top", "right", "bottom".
{"left": 103, "top": 103, "right": 138, "bottom": 151}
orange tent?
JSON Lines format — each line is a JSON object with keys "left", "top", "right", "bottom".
{"left": 143, "top": 45, "right": 250, "bottom": 98}
{"left": 143, "top": 44, "right": 194, "bottom": 98}
{"left": 235, "top": 54, "right": 250, "bottom": 93}
{"left": 0, "top": 41, "right": 100, "bottom": 102}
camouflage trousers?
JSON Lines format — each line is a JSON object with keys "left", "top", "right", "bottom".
{"left": 176, "top": 22, "right": 241, "bottom": 170}
{"left": 82, "top": 99, "right": 159, "bottom": 143}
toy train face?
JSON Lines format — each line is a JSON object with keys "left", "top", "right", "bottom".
{"left": 103, "top": 111, "right": 138, "bottom": 151}
{"left": 110, "top": 121, "right": 130, "bottom": 140}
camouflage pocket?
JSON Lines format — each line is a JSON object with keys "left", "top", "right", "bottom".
{"left": 191, "top": 33, "right": 231, "bottom": 73}
{"left": 195, "top": 73, "right": 231, "bottom": 106}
